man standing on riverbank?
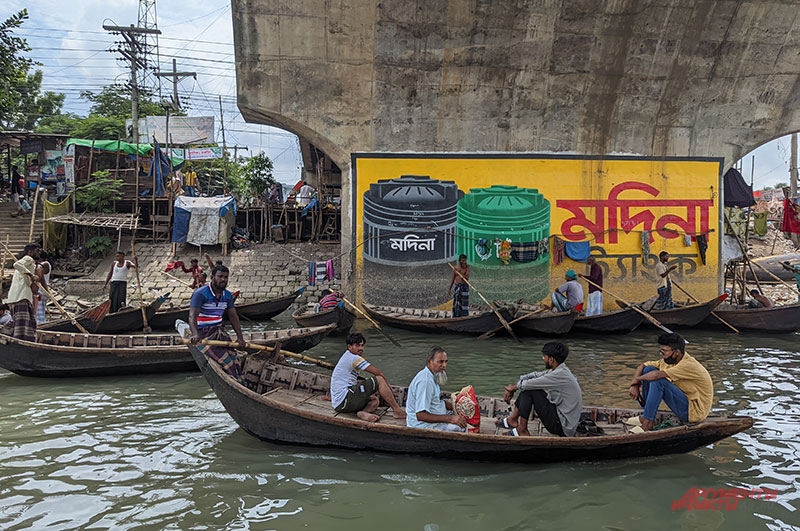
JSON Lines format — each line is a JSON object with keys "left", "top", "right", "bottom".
{"left": 405, "top": 347, "right": 468, "bottom": 432}
{"left": 188, "top": 265, "right": 247, "bottom": 379}
{"left": 104, "top": 251, "right": 137, "bottom": 313}
{"left": 627, "top": 333, "right": 713, "bottom": 432}
{"left": 330, "top": 333, "right": 406, "bottom": 422}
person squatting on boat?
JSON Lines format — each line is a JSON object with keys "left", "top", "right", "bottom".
{"left": 497, "top": 341, "right": 583, "bottom": 437}
{"left": 329, "top": 333, "right": 406, "bottom": 422}
{"left": 405, "top": 346, "right": 469, "bottom": 432}
{"left": 104, "top": 250, "right": 137, "bottom": 313}
{"left": 579, "top": 256, "right": 603, "bottom": 316}
{"left": 748, "top": 289, "right": 773, "bottom": 309}
{"left": 4, "top": 243, "right": 41, "bottom": 341}
{"left": 551, "top": 270, "right": 584, "bottom": 312}
{"left": 188, "top": 265, "right": 247, "bottom": 380}
{"left": 449, "top": 254, "right": 470, "bottom": 317}
{"left": 654, "top": 251, "right": 677, "bottom": 310}
{"left": 627, "top": 333, "right": 713, "bottom": 432}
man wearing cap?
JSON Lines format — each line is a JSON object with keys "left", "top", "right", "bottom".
{"left": 498, "top": 342, "right": 583, "bottom": 437}
{"left": 3, "top": 243, "right": 41, "bottom": 341}
{"left": 104, "top": 250, "right": 137, "bottom": 313}
{"left": 552, "top": 269, "right": 584, "bottom": 312}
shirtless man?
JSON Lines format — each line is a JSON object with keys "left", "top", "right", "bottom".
{"left": 449, "top": 254, "right": 470, "bottom": 317}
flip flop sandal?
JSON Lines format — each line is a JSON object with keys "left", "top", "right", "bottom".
{"left": 495, "top": 417, "right": 512, "bottom": 429}
{"left": 623, "top": 416, "right": 642, "bottom": 427}
{"left": 503, "top": 428, "right": 520, "bottom": 436}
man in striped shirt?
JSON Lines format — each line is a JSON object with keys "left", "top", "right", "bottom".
{"left": 189, "top": 265, "right": 246, "bottom": 378}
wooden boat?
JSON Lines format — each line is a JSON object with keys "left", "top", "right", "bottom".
{"left": 698, "top": 303, "right": 800, "bottom": 333}
{"left": 148, "top": 288, "right": 305, "bottom": 330}
{"left": 617, "top": 295, "right": 727, "bottom": 327}
{"left": 745, "top": 253, "right": 800, "bottom": 283}
{"left": 292, "top": 304, "right": 357, "bottom": 336}
{"left": 0, "top": 324, "right": 336, "bottom": 378}
{"left": 361, "top": 304, "right": 515, "bottom": 334}
{"left": 187, "top": 344, "right": 754, "bottom": 463}
{"left": 513, "top": 308, "right": 576, "bottom": 335}
{"left": 237, "top": 288, "right": 305, "bottom": 321}
{"left": 572, "top": 307, "right": 646, "bottom": 334}
{"left": 39, "top": 296, "right": 167, "bottom": 334}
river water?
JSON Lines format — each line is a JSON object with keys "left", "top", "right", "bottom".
{"left": 1, "top": 316, "right": 799, "bottom": 530}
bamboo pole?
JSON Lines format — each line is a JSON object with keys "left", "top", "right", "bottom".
{"left": 130, "top": 239, "right": 151, "bottom": 332}
{"left": 448, "top": 262, "right": 520, "bottom": 342}
{"left": 476, "top": 306, "right": 549, "bottom": 340}
{"left": 0, "top": 235, "right": 8, "bottom": 282}
{"left": 581, "top": 277, "right": 677, "bottom": 336}
{"left": 185, "top": 338, "right": 334, "bottom": 369}
{"left": 41, "top": 189, "right": 48, "bottom": 251}
{"left": 161, "top": 270, "right": 192, "bottom": 287}
{"left": 28, "top": 184, "right": 41, "bottom": 242}
{"left": 340, "top": 294, "right": 402, "bottom": 347}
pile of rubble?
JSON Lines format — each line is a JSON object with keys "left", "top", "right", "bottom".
{"left": 742, "top": 226, "right": 799, "bottom": 305}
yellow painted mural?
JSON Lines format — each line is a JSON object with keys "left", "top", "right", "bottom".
{"left": 352, "top": 154, "right": 723, "bottom": 310}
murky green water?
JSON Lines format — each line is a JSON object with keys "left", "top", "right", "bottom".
{"left": 1, "top": 316, "right": 799, "bottom": 530}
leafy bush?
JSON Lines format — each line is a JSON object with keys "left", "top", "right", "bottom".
{"left": 75, "top": 170, "right": 124, "bottom": 212}
{"left": 86, "top": 236, "right": 113, "bottom": 257}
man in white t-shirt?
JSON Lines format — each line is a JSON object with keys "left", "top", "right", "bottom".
{"left": 329, "top": 333, "right": 406, "bottom": 422}
{"left": 297, "top": 181, "right": 314, "bottom": 206}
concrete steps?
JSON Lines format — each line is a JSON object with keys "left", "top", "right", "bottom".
{"left": 0, "top": 197, "right": 43, "bottom": 266}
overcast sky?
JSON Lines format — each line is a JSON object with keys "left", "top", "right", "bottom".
{"left": 8, "top": 0, "right": 797, "bottom": 190}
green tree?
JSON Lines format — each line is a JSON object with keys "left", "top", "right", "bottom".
{"left": 234, "top": 153, "right": 275, "bottom": 202}
{"left": 75, "top": 171, "right": 124, "bottom": 212}
{"left": 13, "top": 69, "right": 65, "bottom": 130}
{"left": 80, "top": 85, "right": 168, "bottom": 118}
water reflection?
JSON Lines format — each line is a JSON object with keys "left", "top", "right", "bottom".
{"left": 0, "top": 323, "right": 798, "bottom": 530}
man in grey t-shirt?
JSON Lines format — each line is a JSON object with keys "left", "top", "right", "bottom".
{"left": 498, "top": 342, "right": 583, "bottom": 437}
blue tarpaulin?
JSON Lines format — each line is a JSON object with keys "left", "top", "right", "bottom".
{"left": 172, "top": 195, "right": 237, "bottom": 245}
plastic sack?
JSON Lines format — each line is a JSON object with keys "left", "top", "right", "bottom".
{"left": 455, "top": 385, "right": 481, "bottom": 433}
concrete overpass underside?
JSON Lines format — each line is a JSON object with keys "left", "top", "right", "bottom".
{"left": 232, "top": 0, "right": 800, "bottom": 171}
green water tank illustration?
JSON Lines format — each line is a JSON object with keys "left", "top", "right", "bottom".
{"left": 456, "top": 185, "right": 551, "bottom": 303}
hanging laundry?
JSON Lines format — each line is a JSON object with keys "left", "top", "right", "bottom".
{"left": 641, "top": 230, "right": 650, "bottom": 264}
{"left": 510, "top": 241, "right": 539, "bottom": 263}
{"left": 683, "top": 234, "right": 692, "bottom": 247}
{"left": 781, "top": 198, "right": 800, "bottom": 233}
{"left": 475, "top": 238, "right": 492, "bottom": 261}
{"left": 724, "top": 206, "right": 748, "bottom": 238}
{"left": 753, "top": 212, "right": 769, "bottom": 236}
{"left": 324, "top": 259, "right": 335, "bottom": 281}
{"left": 564, "top": 241, "right": 590, "bottom": 262}
{"left": 538, "top": 238, "right": 549, "bottom": 257}
{"left": 498, "top": 239, "right": 512, "bottom": 265}
{"left": 164, "top": 260, "right": 186, "bottom": 273}
{"left": 696, "top": 234, "right": 708, "bottom": 265}
{"left": 308, "top": 261, "right": 317, "bottom": 286}
{"left": 552, "top": 237, "right": 565, "bottom": 265}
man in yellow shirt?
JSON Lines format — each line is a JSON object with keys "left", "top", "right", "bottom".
{"left": 628, "top": 333, "right": 713, "bottom": 431}
{"left": 184, "top": 165, "right": 198, "bottom": 197}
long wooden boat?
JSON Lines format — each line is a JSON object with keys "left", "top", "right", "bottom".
{"left": 698, "top": 303, "right": 800, "bottom": 333}
{"left": 292, "top": 305, "right": 357, "bottom": 336}
{"left": 0, "top": 324, "right": 336, "bottom": 378}
{"left": 572, "top": 307, "right": 646, "bottom": 334}
{"left": 513, "top": 308, "right": 576, "bottom": 335}
{"left": 187, "top": 344, "right": 754, "bottom": 463}
{"left": 237, "top": 288, "right": 305, "bottom": 321}
{"left": 39, "top": 296, "right": 167, "bottom": 334}
{"left": 361, "top": 304, "right": 515, "bottom": 334}
{"left": 618, "top": 295, "right": 726, "bottom": 327}
{"left": 148, "top": 289, "right": 305, "bottom": 330}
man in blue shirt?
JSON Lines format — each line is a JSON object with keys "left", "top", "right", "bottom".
{"left": 405, "top": 346, "right": 468, "bottom": 432}
{"left": 189, "top": 265, "right": 246, "bottom": 379}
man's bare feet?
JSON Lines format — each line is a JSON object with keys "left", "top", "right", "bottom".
{"left": 641, "top": 417, "right": 654, "bottom": 431}
{"left": 357, "top": 411, "right": 380, "bottom": 422}
{"left": 392, "top": 408, "right": 406, "bottom": 420}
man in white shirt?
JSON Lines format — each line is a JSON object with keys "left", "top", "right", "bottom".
{"left": 405, "top": 347, "right": 468, "bottom": 432}
{"left": 297, "top": 181, "right": 314, "bottom": 206}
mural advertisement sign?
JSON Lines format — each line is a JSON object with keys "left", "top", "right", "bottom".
{"left": 352, "top": 154, "right": 723, "bottom": 310}
{"left": 41, "top": 150, "right": 65, "bottom": 183}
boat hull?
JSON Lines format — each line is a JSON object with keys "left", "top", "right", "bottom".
{"left": 292, "top": 305, "right": 356, "bottom": 336}
{"left": 699, "top": 303, "right": 800, "bottom": 333}
{"left": 515, "top": 310, "right": 576, "bottom": 335}
{"left": 40, "top": 298, "right": 165, "bottom": 334}
{"left": 362, "top": 304, "right": 515, "bottom": 334}
{"left": 189, "top": 346, "right": 754, "bottom": 463}
{"left": 572, "top": 307, "right": 646, "bottom": 334}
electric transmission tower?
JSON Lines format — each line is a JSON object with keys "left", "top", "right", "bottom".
{"left": 137, "top": 0, "right": 162, "bottom": 100}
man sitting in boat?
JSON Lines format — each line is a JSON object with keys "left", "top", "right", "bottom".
{"left": 405, "top": 347, "right": 468, "bottom": 432}
{"left": 329, "top": 333, "right": 406, "bottom": 422}
{"left": 498, "top": 342, "right": 583, "bottom": 437}
{"left": 551, "top": 270, "right": 584, "bottom": 312}
{"left": 627, "top": 333, "right": 713, "bottom": 432}
{"left": 188, "top": 265, "right": 247, "bottom": 380}
{"left": 317, "top": 289, "right": 341, "bottom": 311}
{"left": 747, "top": 289, "right": 773, "bottom": 309}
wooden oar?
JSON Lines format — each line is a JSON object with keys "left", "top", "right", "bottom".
{"left": 184, "top": 338, "right": 334, "bottom": 369}
{"left": 581, "top": 277, "right": 676, "bottom": 335}
{"left": 161, "top": 270, "right": 192, "bottom": 287}
{"left": 476, "top": 305, "right": 549, "bottom": 340}
{"left": 38, "top": 284, "right": 91, "bottom": 334}
{"left": 340, "top": 294, "right": 402, "bottom": 347}
{"left": 448, "top": 262, "right": 520, "bottom": 342}
{"left": 131, "top": 240, "right": 151, "bottom": 332}
{"left": 670, "top": 279, "right": 740, "bottom": 333}
{"left": 750, "top": 259, "right": 800, "bottom": 296}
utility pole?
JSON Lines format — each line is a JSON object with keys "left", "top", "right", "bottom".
{"left": 154, "top": 58, "right": 196, "bottom": 112}
{"left": 791, "top": 134, "right": 799, "bottom": 247}
{"left": 230, "top": 146, "right": 249, "bottom": 161}
{"left": 219, "top": 95, "right": 228, "bottom": 190}
{"left": 103, "top": 24, "right": 162, "bottom": 146}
